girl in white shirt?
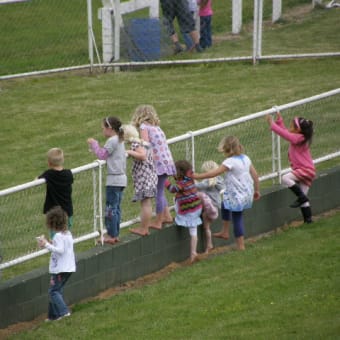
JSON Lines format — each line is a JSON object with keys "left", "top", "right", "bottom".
{"left": 38, "top": 206, "right": 76, "bottom": 321}
{"left": 193, "top": 136, "right": 260, "bottom": 250}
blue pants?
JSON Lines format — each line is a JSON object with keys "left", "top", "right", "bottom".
{"left": 105, "top": 186, "right": 124, "bottom": 238}
{"left": 199, "top": 15, "right": 212, "bottom": 49}
{"left": 221, "top": 207, "right": 244, "bottom": 238}
{"left": 48, "top": 272, "right": 72, "bottom": 320}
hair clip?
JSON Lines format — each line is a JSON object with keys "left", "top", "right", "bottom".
{"left": 105, "top": 117, "right": 112, "bottom": 129}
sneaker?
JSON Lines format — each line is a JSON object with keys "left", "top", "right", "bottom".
{"left": 56, "top": 312, "right": 71, "bottom": 320}
{"left": 174, "top": 42, "right": 183, "bottom": 55}
{"left": 195, "top": 44, "right": 203, "bottom": 53}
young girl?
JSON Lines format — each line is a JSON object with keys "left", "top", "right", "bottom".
{"left": 87, "top": 116, "right": 127, "bottom": 244}
{"left": 165, "top": 160, "right": 202, "bottom": 263}
{"left": 131, "top": 105, "right": 176, "bottom": 230}
{"left": 195, "top": 160, "right": 224, "bottom": 253}
{"left": 198, "top": 0, "right": 213, "bottom": 49}
{"left": 37, "top": 206, "right": 76, "bottom": 321}
{"left": 266, "top": 111, "right": 315, "bottom": 223}
{"left": 193, "top": 136, "right": 260, "bottom": 251}
{"left": 122, "top": 124, "right": 158, "bottom": 237}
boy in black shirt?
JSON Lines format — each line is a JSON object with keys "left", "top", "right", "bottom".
{"left": 38, "top": 148, "right": 73, "bottom": 237}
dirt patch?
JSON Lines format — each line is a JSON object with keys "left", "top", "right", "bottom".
{"left": 1, "top": 207, "right": 339, "bottom": 338}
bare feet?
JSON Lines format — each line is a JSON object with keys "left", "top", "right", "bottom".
{"left": 103, "top": 236, "right": 118, "bottom": 245}
{"left": 212, "top": 232, "right": 229, "bottom": 240}
{"left": 190, "top": 253, "right": 199, "bottom": 264}
{"left": 204, "top": 246, "right": 214, "bottom": 254}
{"left": 162, "top": 218, "right": 173, "bottom": 225}
{"left": 149, "top": 224, "right": 162, "bottom": 230}
{"left": 130, "top": 228, "right": 149, "bottom": 236}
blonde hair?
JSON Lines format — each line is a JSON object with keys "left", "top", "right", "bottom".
{"left": 201, "top": 160, "right": 219, "bottom": 186}
{"left": 218, "top": 136, "right": 244, "bottom": 156}
{"left": 47, "top": 148, "right": 64, "bottom": 167}
{"left": 131, "top": 104, "right": 160, "bottom": 128}
{"left": 122, "top": 124, "right": 148, "bottom": 146}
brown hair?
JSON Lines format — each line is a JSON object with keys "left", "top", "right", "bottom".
{"left": 103, "top": 116, "right": 124, "bottom": 142}
{"left": 46, "top": 206, "right": 68, "bottom": 232}
{"left": 175, "top": 160, "right": 193, "bottom": 179}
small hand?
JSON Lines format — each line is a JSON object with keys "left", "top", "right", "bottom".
{"left": 254, "top": 191, "right": 261, "bottom": 200}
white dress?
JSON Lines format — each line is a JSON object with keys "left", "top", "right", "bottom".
{"left": 222, "top": 154, "right": 254, "bottom": 212}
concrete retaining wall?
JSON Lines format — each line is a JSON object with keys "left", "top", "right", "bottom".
{"left": 1, "top": 166, "right": 339, "bottom": 329}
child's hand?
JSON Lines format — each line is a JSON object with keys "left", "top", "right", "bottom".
{"left": 87, "top": 138, "right": 95, "bottom": 145}
{"left": 265, "top": 115, "right": 273, "bottom": 125}
{"left": 36, "top": 235, "right": 47, "bottom": 247}
{"left": 254, "top": 191, "right": 261, "bottom": 200}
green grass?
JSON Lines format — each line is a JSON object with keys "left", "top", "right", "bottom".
{"left": 3, "top": 210, "right": 340, "bottom": 339}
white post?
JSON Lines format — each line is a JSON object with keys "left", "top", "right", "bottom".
{"left": 253, "top": 0, "right": 263, "bottom": 64}
{"left": 272, "top": 0, "right": 282, "bottom": 22}
{"left": 100, "top": 7, "right": 114, "bottom": 63}
{"left": 87, "top": 0, "right": 94, "bottom": 71}
{"left": 232, "top": 0, "right": 242, "bottom": 34}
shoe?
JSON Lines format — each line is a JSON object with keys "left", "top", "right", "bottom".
{"left": 174, "top": 43, "right": 183, "bottom": 55}
{"left": 290, "top": 197, "right": 309, "bottom": 208}
{"left": 195, "top": 44, "right": 203, "bottom": 53}
{"left": 56, "top": 312, "right": 71, "bottom": 320}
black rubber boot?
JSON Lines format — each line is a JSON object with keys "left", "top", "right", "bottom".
{"left": 289, "top": 184, "right": 309, "bottom": 208}
{"left": 301, "top": 206, "right": 313, "bottom": 224}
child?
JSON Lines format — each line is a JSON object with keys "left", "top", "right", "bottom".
{"left": 122, "top": 124, "right": 158, "bottom": 236}
{"left": 38, "top": 148, "right": 74, "bottom": 238}
{"left": 87, "top": 116, "right": 127, "bottom": 244}
{"left": 193, "top": 136, "right": 260, "bottom": 251}
{"left": 195, "top": 160, "right": 224, "bottom": 253}
{"left": 165, "top": 160, "right": 202, "bottom": 263}
{"left": 37, "top": 206, "right": 76, "bottom": 321}
{"left": 131, "top": 104, "right": 176, "bottom": 230}
{"left": 266, "top": 110, "right": 315, "bottom": 223}
{"left": 198, "top": 0, "right": 213, "bottom": 49}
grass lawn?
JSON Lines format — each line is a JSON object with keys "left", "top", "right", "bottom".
{"left": 2, "top": 209, "right": 339, "bottom": 339}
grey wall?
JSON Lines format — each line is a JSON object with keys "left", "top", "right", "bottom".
{"left": 1, "top": 166, "right": 339, "bottom": 329}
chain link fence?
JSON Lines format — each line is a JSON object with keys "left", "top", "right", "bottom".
{"left": 1, "top": 0, "right": 339, "bottom": 78}
{"left": 0, "top": 89, "right": 339, "bottom": 270}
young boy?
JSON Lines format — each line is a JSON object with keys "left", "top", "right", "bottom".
{"left": 37, "top": 206, "right": 76, "bottom": 321}
{"left": 38, "top": 148, "right": 74, "bottom": 235}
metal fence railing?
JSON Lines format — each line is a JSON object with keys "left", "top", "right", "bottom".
{"left": 1, "top": 0, "right": 339, "bottom": 79}
{"left": 0, "top": 88, "right": 339, "bottom": 270}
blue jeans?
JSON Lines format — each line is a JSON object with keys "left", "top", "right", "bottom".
{"left": 200, "top": 15, "right": 212, "bottom": 49}
{"left": 48, "top": 272, "right": 72, "bottom": 320}
{"left": 105, "top": 186, "right": 124, "bottom": 238}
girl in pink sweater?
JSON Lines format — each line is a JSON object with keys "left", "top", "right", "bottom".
{"left": 198, "top": 0, "right": 213, "bottom": 49}
{"left": 266, "top": 110, "right": 315, "bottom": 223}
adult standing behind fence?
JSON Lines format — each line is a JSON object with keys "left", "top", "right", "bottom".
{"left": 160, "top": 0, "right": 203, "bottom": 54}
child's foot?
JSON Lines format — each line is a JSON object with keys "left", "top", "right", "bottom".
{"left": 149, "top": 224, "right": 162, "bottom": 230}
{"left": 130, "top": 228, "right": 149, "bottom": 236}
{"left": 103, "top": 236, "right": 118, "bottom": 245}
{"left": 205, "top": 246, "right": 214, "bottom": 254}
{"left": 212, "top": 232, "right": 229, "bottom": 240}
{"left": 162, "top": 218, "right": 173, "bottom": 225}
{"left": 190, "top": 253, "right": 199, "bottom": 264}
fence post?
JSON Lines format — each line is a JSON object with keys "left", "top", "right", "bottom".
{"left": 272, "top": 0, "right": 282, "bottom": 22}
{"left": 253, "top": 0, "right": 263, "bottom": 64}
{"left": 232, "top": 0, "right": 242, "bottom": 34}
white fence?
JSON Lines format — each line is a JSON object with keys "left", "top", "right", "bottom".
{"left": 0, "top": 88, "right": 339, "bottom": 270}
{"left": 1, "top": 0, "right": 340, "bottom": 79}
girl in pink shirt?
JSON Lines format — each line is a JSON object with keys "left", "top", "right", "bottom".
{"left": 198, "top": 0, "right": 213, "bottom": 49}
{"left": 266, "top": 110, "right": 315, "bottom": 223}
